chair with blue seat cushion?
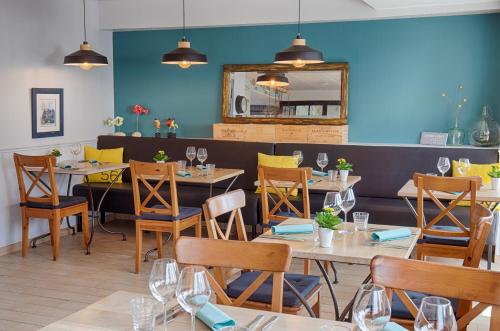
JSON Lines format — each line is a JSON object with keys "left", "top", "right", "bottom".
{"left": 203, "top": 190, "right": 321, "bottom": 316}
{"left": 13, "top": 154, "right": 90, "bottom": 261}
{"left": 413, "top": 173, "right": 481, "bottom": 260}
{"left": 130, "top": 160, "right": 202, "bottom": 273}
{"left": 175, "top": 237, "right": 322, "bottom": 316}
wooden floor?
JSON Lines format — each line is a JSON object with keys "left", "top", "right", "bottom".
{"left": 0, "top": 219, "right": 496, "bottom": 330}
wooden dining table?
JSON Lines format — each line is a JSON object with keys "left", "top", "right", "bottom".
{"left": 40, "top": 290, "right": 356, "bottom": 330}
{"left": 254, "top": 175, "right": 361, "bottom": 192}
{"left": 253, "top": 217, "right": 420, "bottom": 321}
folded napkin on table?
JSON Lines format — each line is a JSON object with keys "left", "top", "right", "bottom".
{"left": 272, "top": 223, "right": 314, "bottom": 235}
{"left": 58, "top": 162, "right": 74, "bottom": 169}
{"left": 307, "top": 179, "right": 315, "bottom": 185}
{"left": 196, "top": 165, "right": 206, "bottom": 170}
{"left": 312, "top": 170, "right": 328, "bottom": 177}
{"left": 196, "top": 302, "right": 235, "bottom": 331}
{"left": 177, "top": 171, "right": 192, "bottom": 177}
{"left": 371, "top": 228, "right": 412, "bottom": 242}
{"left": 382, "top": 322, "right": 407, "bottom": 331}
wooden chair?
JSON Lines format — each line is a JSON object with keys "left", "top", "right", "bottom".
{"left": 130, "top": 160, "right": 202, "bottom": 273}
{"left": 371, "top": 255, "right": 500, "bottom": 331}
{"left": 13, "top": 154, "right": 89, "bottom": 261}
{"left": 413, "top": 173, "right": 482, "bottom": 260}
{"left": 383, "top": 203, "right": 492, "bottom": 328}
{"left": 203, "top": 189, "right": 322, "bottom": 317}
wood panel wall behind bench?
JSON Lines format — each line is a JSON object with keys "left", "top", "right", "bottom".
{"left": 213, "top": 123, "right": 348, "bottom": 144}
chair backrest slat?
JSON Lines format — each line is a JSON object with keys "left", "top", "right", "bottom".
{"left": 13, "top": 154, "right": 59, "bottom": 206}
{"left": 130, "top": 160, "right": 179, "bottom": 217}
{"left": 463, "top": 203, "right": 492, "bottom": 268}
{"left": 175, "top": 237, "right": 291, "bottom": 313}
{"left": 371, "top": 256, "right": 500, "bottom": 331}
{"left": 259, "top": 166, "right": 312, "bottom": 225}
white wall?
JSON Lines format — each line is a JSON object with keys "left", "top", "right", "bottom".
{"left": 0, "top": 0, "right": 114, "bottom": 250}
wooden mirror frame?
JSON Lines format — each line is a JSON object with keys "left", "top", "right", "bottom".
{"left": 221, "top": 63, "right": 349, "bottom": 125}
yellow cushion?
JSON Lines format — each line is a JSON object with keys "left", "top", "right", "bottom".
{"left": 256, "top": 153, "right": 299, "bottom": 196}
{"left": 84, "top": 146, "right": 124, "bottom": 183}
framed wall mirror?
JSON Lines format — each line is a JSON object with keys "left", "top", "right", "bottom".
{"left": 222, "top": 63, "right": 348, "bottom": 125}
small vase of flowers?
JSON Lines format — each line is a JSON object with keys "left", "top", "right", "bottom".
{"left": 315, "top": 208, "right": 342, "bottom": 248}
{"left": 153, "top": 150, "right": 169, "bottom": 163}
{"left": 166, "top": 118, "right": 178, "bottom": 139}
{"left": 488, "top": 165, "right": 500, "bottom": 191}
{"left": 50, "top": 148, "right": 62, "bottom": 165}
{"left": 132, "top": 104, "right": 149, "bottom": 137}
{"left": 104, "top": 116, "right": 125, "bottom": 136}
{"left": 336, "top": 158, "right": 353, "bottom": 182}
{"left": 153, "top": 118, "right": 161, "bottom": 138}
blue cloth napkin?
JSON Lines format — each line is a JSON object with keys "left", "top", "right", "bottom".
{"left": 58, "top": 162, "right": 73, "bottom": 169}
{"left": 196, "top": 302, "right": 236, "bottom": 331}
{"left": 312, "top": 170, "right": 328, "bottom": 177}
{"left": 177, "top": 171, "right": 192, "bottom": 177}
{"left": 196, "top": 165, "right": 207, "bottom": 170}
{"left": 272, "top": 223, "right": 314, "bottom": 234}
{"left": 371, "top": 228, "right": 412, "bottom": 242}
{"left": 307, "top": 179, "right": 315, "bottom": 185}
{"left": 382, "top": 322, "right": 407, "bottom": 331}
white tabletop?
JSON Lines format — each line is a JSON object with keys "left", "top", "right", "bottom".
{"left": 253, "top": 218, "right": 420, "bottom": 265}
{"left": 397, "top": 179, "right": 500, "bottom": 203}
{"left": 26, "top": 162, "right": 129, "bottom": 176}
{"left": 40, "top": 291, "right": 355, "bottom": 331}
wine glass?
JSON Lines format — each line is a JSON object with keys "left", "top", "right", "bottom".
{"left": 293, "top": 150, "right": 303, "bottom": 166}
{"left": 186, "top": 146, "right": 196, "bottom": 169}
{"left": 70, "top": 143, "right": 82, "bottom": 167}
{"left": 149, "top": 258, "right": 179, "bottom": 331}
{"left": 437, "top": 157, "right": 450, "bottom": 177}
{"left": 339, "top": 188, "right": 356, "bottom": 234}
{"left": 353, "top": 284, "right": 391, "bottom": 331}
{"left": 317, "top": 153, "right": 328, "bottom": 173}
{"left": 197, "top": 148, "right": 208, "bottom": 167}
{"left": 323, "top": 192, "right": 342, "bottom": 216}
{"left": 176, "top": 266, "right": 212, "bottom": 331}
{"left": 457, "top": 158, "right": 470, "bottom": 176}
{"left": 414, "top": 296, "right": 457, "bottom": 331}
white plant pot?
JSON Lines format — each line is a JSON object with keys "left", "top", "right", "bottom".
{"left": 339, "top": 170, "right": 349, "bottom": 182}
{"left": 319, "top": 228, "right": 334, "bottom": 248}
{"left": 114, "top": 131, "right": 126, "bottom": 136}
{"left": 131, "top": 131, "right": 142, "bottom": 137}
{"left": 156, "top": 160, "right": 165, "bottom": 163}
{"left": 491, "top": 178, "right": 500, "bottom": 191}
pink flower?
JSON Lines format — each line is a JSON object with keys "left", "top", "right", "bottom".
{"left": 132, "top": 104, "right": 149, "bottom": 116}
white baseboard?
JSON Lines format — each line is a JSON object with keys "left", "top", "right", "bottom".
{"left": 0, "top": 228, "right": 73, "bottom": 257}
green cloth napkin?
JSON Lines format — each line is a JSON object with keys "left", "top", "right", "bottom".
{"left": 312, "top": 170, "right": 328, "bottom": 177}
{"left": 177, "top": 171, "right": 192, "bottom": 177}
{"left": 272, "top": 223, "right": 314, "bottom": 234}
{"left": 196, "top": 302, "right": 236, "bottom": 331}
{"left": 58, "top": 162, "right": 73, "bottom": 169}
{"left": 196, "top": 165, "right": 206, "bottom": 170}
{"left": 382, "top": 322, "right": 407, "bottom": 331}
{"left": 371, "top": 228, "right": 412, "bottom": 242}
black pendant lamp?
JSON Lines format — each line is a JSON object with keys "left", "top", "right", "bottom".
{"left": 274, "top": 0, "right": 324, "bottom": 68}
{"left": 162, "top": 0, "right": 207, "bottom": 69}
{"left": 64, "top": 0, "right": 108, "bottom": 70}
{"left": 256, "top": 73, "right": 289, "bottom": 87}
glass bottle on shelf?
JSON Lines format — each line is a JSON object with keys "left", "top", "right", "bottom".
{"left": 469, "top": 105, "right": 499, "bottom": 147}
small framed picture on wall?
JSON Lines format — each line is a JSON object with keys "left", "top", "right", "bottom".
{"left": 31, "top": 88, "right": 64, "bottom": 138}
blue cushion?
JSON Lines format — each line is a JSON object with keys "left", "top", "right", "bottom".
{"left": 138, "top": 205, "right": 201, "bottom": 221}
{"left": 225, "top": 271, "right": 320, "bottom": 307}
{"left": 391, "top": 291, "right": 458, "bottom": 320}
{"left": 22, "top": 195, "right": 87, "bottom": 209}
{"left": 418, "top": 225, "right": 469, "bottom": 247}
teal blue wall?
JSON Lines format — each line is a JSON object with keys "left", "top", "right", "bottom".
{"left": 113, "top": 14, "right": 500, "bottom": 143}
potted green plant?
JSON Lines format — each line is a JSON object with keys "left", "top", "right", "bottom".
{"left": 336, "top": 158, "right": 353, "bottom": 182}
{"left": 153, "top": 150, "right": 169, "bottom": 163}
{"left": 315, "top": 208, "right": 342, "bottom": 248}
{"left": 50, "top": 148, "right": 62, "bottom": 164}
{"left": 488, "top": 165, "right": 500, "bottom": 191}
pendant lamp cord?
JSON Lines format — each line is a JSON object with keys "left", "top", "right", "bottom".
{"left": 297, "top": 0, "right": 301, "bottom": 38}
{"left": 83, "top": 0, "right": 87, "bottom": 42}
{"left": 182, "top": 0, "right": 186, "bottom": 40}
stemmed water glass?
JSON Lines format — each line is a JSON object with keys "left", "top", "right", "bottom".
{"left": 414, "top": 296, "right": 457, "bottom": 331}
{"left": 197, "top": 148, "right": 208, "bottom": 167}
{"left": 70, "top": 143, "right": 82, "bottom": 167}
{"left": 317, "top": 153, "right": 328, "bottom": 173}
{"left": 293, "top": 150, "right": 303, "bottom": 166}
{"left": 339, "top": 188, "right": 356, "bottom": 234}
{"left": 176, "top": 266, "right": 212, "bottom": 331}
{"left": 149, "top": 258, "right": 179, "bottom": 331}
{"left": 323, "top": 192, "right": 343, "bottom": 215}
{"left": 186, "top": 146, "right": 196, "bottom": 169}
{"left": 437, "top": 157, "right": 451, "bottom": 177}
{"left": 353, "top": 284, "right": 391, "bottom": 331}
{"left": 457, "top": 158, "right": 470, "bottom": 176}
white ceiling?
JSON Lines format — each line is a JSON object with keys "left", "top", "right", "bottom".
{"left": 98, "top": 0, "right": 500, "bottom": 31}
